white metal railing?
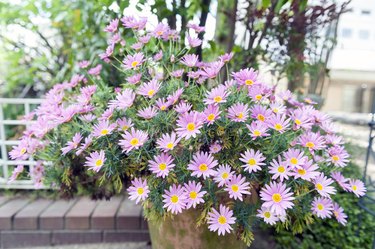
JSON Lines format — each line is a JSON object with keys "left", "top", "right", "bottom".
{"left": 0, "top": 98, "right": 44, "bottom": 189}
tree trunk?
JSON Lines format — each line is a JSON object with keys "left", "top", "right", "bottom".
{"left": 196, "top": 0, "right": 212, "bottom": 60}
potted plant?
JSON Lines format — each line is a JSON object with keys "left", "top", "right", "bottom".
{"left": 9, "top": 16, "right": 366, "bottom": 249}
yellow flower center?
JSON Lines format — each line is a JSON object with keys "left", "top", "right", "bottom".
{"left": 253, "top": 130, "right": 261, "bottom": 136}
{"left": 334, "top": 211, "right": 339, "bottom": 218}
{"left": 130, "top": 138, "right": 139, "bottom": 146}
{"left": 95, "top": 159, "right": 103, "bottom": 167}
{"left": 147, "top": 89, "right": 155, "bottom": 97}
{"left": 189, "top": 191, "right": 197, "bottom": 199}
{"left": 273, "top": 108, "right": 279, "bottom": 113}
{"left": 166, "top": 143, "right": 174, "bottom": 149}
{"left": 171, "top": 195, "right": 179, "bottom": 203}
{"left": 295, "top": 119, "right": 302, "bottom": 125}
{"left": 157, "top": 31, "right": 163, "bottom": 36}
{"left": 277, "top": 166, "right": 285, "bottom": 173}
{"left": 316, "top": 183, "right": 324, "bottom": 191}
{"left": 160, "top": 105, "right": 166, "bottom": 111}
{"left": 245, "top": 79, "right": 254, "bottom": 86}
{"left": 137, "top": 187, "right": 144, "bottom": 195}
{"left": 264, "top": 211, "right": 271, "bottom": 218}
{"left": 214, "top": 96, "right": 222, "bottom": 103}
{"left": 297, "top": 169, "right": 306, "bottom": 175}
{"left": 231, "top": 184, "right": 239, "bottom": 192}
{"left": 131, "top": 61, "right": 139, "bottom": 68}
{"left": 186, "top": 123, "right": 195, "bottom": 131}
{"left": 159, "top": 163, "right": 167, "bottom": 171}
{"left": 122, "top": 125, "right": 129, "bottom": 131}
{"left": 248, "top": 158, "right": 257, "bottom": 166}
{"left": 290, "top": 158, "right": 298, "bottom": 165}
{"left": 20, "top": 148, "right": 27, "bottom": 155}
{"left": 236, "top": 112, "right": 244, "bottom": 119}
{"left": 255, "top": 94, "right": 262, "bottom": 100}
{"left": 306, "top": 142, "right": 315, "bottom": 148}
{"left": 222, "top": 172, "right": 229, "bottom": 179}
{"left": 332, "top": 155, "right": 339, "bottom": 162}
{"left": 207, "top": 114, "right": 215, "bottom": 121}
{"left": 274, "top": 123, "right": 283, "bottom": 131}
{"left": 199, "top": 163, "right": 208, "bottom": 172}
{"left": 317, "top": 203, "right": 324, "bottom": 211}
{"left": 352, "top": 185, "right": 357, "bottom": 191}
{"left": 257, "top": 114, "right": 265, "bottom": 121}
{"left": 100, "top": 129, "right": 109, "bottom": 135}
{"left": 272, "top": 193, "right": 282, "bottom": 203}
{"left": 218, "top": 215, "right": 227, "bottom": 225}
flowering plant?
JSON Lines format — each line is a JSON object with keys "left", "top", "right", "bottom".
{"left": 9, "top": 16, "right": 366, "bottom": 245}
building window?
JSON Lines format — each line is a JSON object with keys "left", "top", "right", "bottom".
{"left": 361, "top": 10, "right": 371, "bottom": 15}
{"left": 341, "top": 28, "right": 352, "bottom": 38}
{"left": 359, "top": 30, "right": 370, "bottom": 40}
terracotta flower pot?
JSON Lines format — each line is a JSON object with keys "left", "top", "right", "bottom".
{"left": 148, "top": 208, "right": 247, "bottom": 249}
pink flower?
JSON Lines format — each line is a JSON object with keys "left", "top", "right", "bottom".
{"left": 116, "top": 118, "right": 133, "bottom": 132}
{"left": 311, "top": 197, "right": 333, "bottom": 219}
{"left": 260, "top": 182, "right": 295, "bottom": 215}
{"left": 61, "top": 133, "right": 83, "bottom": 155}
{"left": 331, "top": 172, "right": 350, "bottom": 191}
{"left": 84, "top": 150, "right": 106, "bottom": 172}
{"left": 138, "top": 35, "right": 151, "bottom": 44}
{"left": 162, "top": 184, "right": 187, "bottom": 214}
{"left": 176, "top": 111, "right": 204, "bottom": 139}
{"left": 269, "top": 102, "right": 286, "bottom": 114}
{"left": 123, "top": 53, "right": 145, "bottom": 70}
{"left": 283, "top": 148, "right": 307, "bottom": 169}
{"left": 186, "top": 23, "right": 205, "bottom": 33}
{"left": 109, "top": 89, "right": 136, "bottom": 109}
{"left": 187, "top": 151, "right": 218, "bottom": 179}
{"left": 219, "top": 52, "right": 234, "bottom": 63}
{"left": 153, "top": 51, "right": 163, "bottom": 61}
{"left": 9, "top": 139, "right": 30, "bottom": 160}
{"left": 128, "top": 178, "right": 150, "bottom": 204}
{"left": 267, "top": 114, "right": 290, "bottom": 133}
{"left": 327, "top": 146, "right": 350, "bottom": 167}
{"left": 78, "top": 60, "right": 90, "bottom": 68}
{"left": 348, "top": 179, "right": 366, "bottom": 197}
{"left": 313, "top": 173, "right": 337, "bottom": 198}
{"left": 224, "top": 174, "right": 251, "bottom": 201}
{"left": 333, "top": 202, "right": 347, "bottom": 225}
{"left": 199, "top": 61, "right": 224, "bottom": 79}
{"left": 184, "top": 181, "right": 206, "bottom": 209}
{"left": 227, "top": 103, "right": 249, "bottom": 122}
{"left": 137, "top": 106, "right": 158, "bottom": 119}
{"left": 148, "top": 153, "right": 175, "bottom": 178}
{"left": 232, "top": 68, "right": 260, "bottom": 86}
{"left": 246, "top": 121, "right": 270, "bottom": 140}
{"left": 170, "top": 69, "right": 184, "bottom": 78}
{"left": 174, "top": 101, "right": 192, "bottom": 114}
{"left": 250, "top": 104, "right": 273, "bottom": 123}
{"left": 8, "top": 165, "right": 24, "bottom": 183}
{"left": 88, "top": 64, "right": 102, "bottom": 76}
{"left": 292, "top": 159, "right": 320, "bottom": 181}
{"left": 207, "top": 205, "right": 236, "bottom": 236}
{"left": 152, "top": 23, "right": 170, "bottom": 38}
{"left": 180, "top": 54, "right": 199, "bottom": 67}
{"left": 209, "top": 141, "right": 222, "bottom": 154}
{"left": 156, "top": 132, "right": 180, "bottom": 152}
{"left": 137, "top": 79, "right": 161, "bottom": 98}
{"left": 119, "top": 128, "right": 148, "bottom": 153}
{"left": 213, "top": 164, "right": 234, "bottom": 187}
{"left": 187, "top": 35, "right": 202, "bottom": 47}
{"left": 204, "top": 85, "right": 228, "bottom": 105}
{"left": 127, "top": 74, "right": 142, "bottom": 85}
{"left": 239, "top": 149, "right": 266, "bottom": 173}
{"left": 76, "top": 136, "right": 93, "bottom": 156}
{"left": 121, "top": 16, "right": 147, "bottom": 30}
{"left": 166, "top": 88, "right": 184, "bottom": 105}
{"left": 104, "top": 19, "right": 119, "bottom": 32}
{"left": 269, "top": 156, "right": 291, "bottom": 182}
{"left": 155, "top": 98, "right": 170, "bottom": 111}
{"left": 257, "top": 207, "right": 279, "bottom": 225}
{"left": 291, "top": 109, "right": 313, "bottom": 130}
{"left": 203, "top": 104, "right": 221, "bottom": 125}
{"left": 92, "top": 120, "right": 117, "bottom": 138}
{"left": 298, "top": 132, "right": 326, "bottom": 151}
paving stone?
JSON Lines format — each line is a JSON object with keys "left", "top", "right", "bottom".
{"left": 0, "top": 199, "right": 29, "bottom": 230}
{"left": 65, "top": 197, "right": 97, "bottom": 230}
{"left": 39, "top": 199, "right": 76, "bottom": 230}
{"left": 116, "top": 199, "right": 142, "bottom": 230}
{"left": 1, "top": 231, "right": 51, "bottom": 248}
{"left": 91, "top": 196, "right": 123, "bottom": 230}
{"left": 103, "top": 230, "right": 150, "bottom": 243}
{"left": 0, "top": 196, "right": 10, "bottom": 207}
{"left": 13, "top": 199, "right": 52, "bottom": 230}
{"left": 52, "top": 230, "right": 102, "bottom": 245}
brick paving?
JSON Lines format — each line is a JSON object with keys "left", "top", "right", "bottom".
{"left": 0, "top": 196, "right": 150, "bottom": 248}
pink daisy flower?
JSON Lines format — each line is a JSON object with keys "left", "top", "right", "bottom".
{"left": 291, "top": 109, "right": 313, "bottom": 130}
{"left": 204, "top": 85, "right": 228, "bottom": 105}
{"left": 137, "top": 106, "right": 158, "bottom": 119}
{"left": 176, "top": 111, "right": 204, "bottom": 139}
{"left": 330, "top": 172, "right": 350, "bottom": 191}
{"left": 174, "top": 101, "right": 192, "bottom": 114}
{"left": 184, "top": 181, "right": 206, "bottom": 209}
{"left": 109, "top": 89, "right": 136, "bottom": 110}
{"left": 128, "top": 178, "right": 150, "bottom": 204}
{"left": 260, "top": 181, "right": 295, "bottom": 215}
{"left": 187, "top": 36, "right": 202, "bottom": 47}
{"left": 224, "top": 174, "right": 251, "bottom": 201}
{"left": 213, "top": 164, "right": 234, "bottom": 187}
{"left": 203, "top": 104, "right": 221, "bottom": 125}
{"left": 207, "top": 205, "right": 236, "bottom": 236}
{"left": 153, "top": 50, "right": 163, "bottom": 61}
{"left": 269, "top": 102, "right": 286, "bottom": 114}
{"left": 119, "top": 128, "right": 148, "bottom": 153}
{"left": 137, "top": 79, "right": 161, "bottom": 98}
{"left": 292, "top": 159, "right": 320, "bottom": 181}
{"left": 9, "top": 139, "right": 30, "bottom": 160}
{"left": 61, "top": 133, "right": 83, "bottom": 155}
{"left": 84, "top": 150, "right": 106, "bottom": 172}
{"left": 227, "top": 103, "right": 249, "bottom": 122}
{"left": 269, "top": 156, "right": 291, "bottom": 182}
{"left": 156, "top": 132, "right": 180, "bottom": 152}
{"left": 121, "top": 16, "right": 147, "bottom": 30}
{"left": 116, "top": 118, "right": 133, "bottom": 132}
{"left": 246, "top": 121, "right": 270, "bottom": 140}
{"left": 283, "top": 148, "right": 307, "bottom": 169}
{"left": 348, "top": 179, "right": 366, "bottom": 197}
{"left": 170, "top": 69, "right": 184, "bottom": 78}
{"left": 298, "top": 132, "right": 326, "bottom": 151}
{"left": 127, "top": 74, "right": 142, "bottom": 85}
{"left": 209, "top": 141, "right": 222, "bottom": 154}
{"left": 231, "top": 68, "right": 260, "bottom": 86}
{"left": 155, "top": 98, "right": 171, "bottom": 111}
{"left": 257, "top": 207, "right": 279, "bottom": 225}
{"left": 325, "top": 134, "right": 345, "bottom": 146}
{"left": 76, "top": 136, "right": 93, "bottom": 156}
{"left": 250, "top": 104, "right": 273, "bottom": 123}
{"left": 148, "top": 153, "right": 175, "bottom": 178}
{"left": 162, "top": 184, "right": 188, "bottom": 214}
{"left": 311, "top": 197, "right": 333, "bottom": 219}
{"left": 152, "top": 23, "right": 170, "bottom": 38}
{"left": 186, "top": 23, "right": 205, "bottom": 33}
{"left": 180, "top": 54, "right": 199, "bottom": 67}
{"left": 267, "top": 114, "right": 291, "bottom": 133}
{"left": 219, "top": 52, "right": 234, "bottom": 63}
{"left": 239, "top": 149, "right": 266, "bottom": 173}
{"left": 333, "top": 202, "right": 348, "bottom": 225}
{"left": 92, "top": 120, "right": 117, "bottom": 138}
{"left": 313, "top": 173, "right": 337, "bottom": 198}
{"left": 123, "top": 52, "right": 145, "bottom": 70}
{"left": 187, "top": 151, "right": 218, "bottom": 179}
{"left": 248, "top": 84, "right": 270, "bottom": 102}
{"left": 166, "top": 88, "right": 184, "bottom": 105}
{"left": 327, "top": 146, "right": 350, "bottom": 167}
